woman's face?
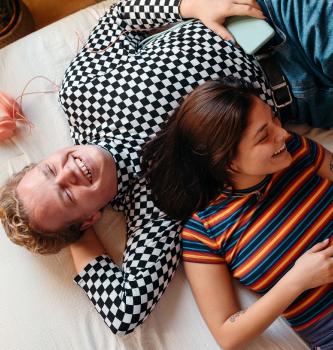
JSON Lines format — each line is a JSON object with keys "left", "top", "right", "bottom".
{"left": 231, "top": 97, "right": 292, "bottom": 188}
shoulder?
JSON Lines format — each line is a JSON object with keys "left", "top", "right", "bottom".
{"left": 287, "top": 132, "right": 325, "bottom": 169}
{"left": 183, "top": 194, "right": 240, "bottom": 235}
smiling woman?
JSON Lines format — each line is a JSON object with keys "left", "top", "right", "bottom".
{"left": 0, "top": 144, "right": 117, "bottom": 254}
{"left": 143, "top": 76, "right": 290, "bottom": 219}
{"left": 143, "top": 77, "right": 333, "bottom": 349}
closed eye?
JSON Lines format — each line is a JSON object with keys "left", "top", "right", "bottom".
{"left": 47, "top": 164, "right": 56, "bottom": 176}
{"left": 64, "top": 188, "right": 73, "bottom": 203}
{"left": 258, "top": 134, "right": 268, "bottom": 143}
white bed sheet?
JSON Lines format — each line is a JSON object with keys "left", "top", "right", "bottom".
{"left": 2, "top": 1, "right": 330, "bottom": 349}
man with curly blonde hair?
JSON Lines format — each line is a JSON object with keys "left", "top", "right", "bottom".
{"left": 0, "top": 145, "right": 116, "bottom": 254}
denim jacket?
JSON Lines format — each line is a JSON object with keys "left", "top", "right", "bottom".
{"left": 259, "top": 0, "right": 333, "bottom": 128}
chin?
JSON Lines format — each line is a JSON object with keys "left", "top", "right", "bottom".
{"left": 275, "top": 158, "right": 292, "bottom": 173}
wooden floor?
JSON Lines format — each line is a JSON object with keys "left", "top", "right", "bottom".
{"left": 24, "top": 0, "right": 98, "bottom": 29}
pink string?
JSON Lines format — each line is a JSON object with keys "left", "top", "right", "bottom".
{"left": 0, "top": 22, "right": 162, "bottom": 142}
{"left": 0, "top": 76, "right": 60, "bottom": 141}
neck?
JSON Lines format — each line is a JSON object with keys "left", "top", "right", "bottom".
{"left": 231, "top": 173, "right": 267, "bottom": 190}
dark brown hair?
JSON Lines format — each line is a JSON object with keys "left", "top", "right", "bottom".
{"left": 142, "top": 77, "right": 258, "bottom": 220}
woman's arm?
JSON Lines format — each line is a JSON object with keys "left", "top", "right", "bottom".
{"left": 184, "top": 239, "right": 333, "bottom": 350}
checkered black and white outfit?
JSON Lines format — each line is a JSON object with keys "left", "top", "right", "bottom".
{"left": 59, "top": 0, "right": 274, "bottom": 335}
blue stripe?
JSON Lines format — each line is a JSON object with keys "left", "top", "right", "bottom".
{"left": 182, "top": 134, "right": 333, "bottom": 328}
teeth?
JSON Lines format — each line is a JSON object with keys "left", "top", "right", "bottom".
{"left": 74, "top": 157, "right": 92, "bottom": 183}
{"left": 273, "top": 144, "right": 286, "bottom": 156}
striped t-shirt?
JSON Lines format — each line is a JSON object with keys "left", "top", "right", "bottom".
{"left": 182, "top": 133, "right": 333, "bottom": 331}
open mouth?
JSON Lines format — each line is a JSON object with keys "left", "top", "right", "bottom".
{"left": 74, "top": 156, "right": 92, "bottom": 183}
{"left": 272, "top": 144, "right": 287, "bottom": 158}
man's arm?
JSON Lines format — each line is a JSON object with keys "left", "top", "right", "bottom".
{"left": 180, "top": 0, "right": 264, "bottom": 41}
{"left": 71, "top": 186, "right": 182, "bottom": 335}
{"left": 60, "top": 0, "right": 264, "bottom": 89}
{"left": 117, "top": 0, "right": 264, "bottom": 33}
{"left": 60, "top": 0, "right": 183, "bottom": 93}
{"left": 70, "top": 228, "right": 106, "bottom": 273}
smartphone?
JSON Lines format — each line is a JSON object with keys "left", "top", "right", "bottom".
{"left": 225, "top": 16, "right": 275, "bottom": 55}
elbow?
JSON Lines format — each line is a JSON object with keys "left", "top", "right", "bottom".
{"left": 105, "top": 313, "right": 144, "bottom": 336}
{"left": 215, "top": 328, "right": 245, "bottom": 350}
{"left": 218, "top": 340, "right": 240, "bottom": 350}
{"left": 219, "top": 340, "right": 243, "bottom": 350}
{"left": 103, "top": 306, "right": 146, "bottom": 336}
{"left": 106, "top": 321, "right": 139, "bottom": 336}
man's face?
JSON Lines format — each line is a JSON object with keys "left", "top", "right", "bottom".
{"left": 17, "top": 145, "right": 117, "bottom": 232}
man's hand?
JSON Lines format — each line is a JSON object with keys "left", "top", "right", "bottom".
{"left": 180, "top": 0, "right": 265, "bottom": 42}
{"left": 70, "top": 227, "right": 107, "bottom": 273}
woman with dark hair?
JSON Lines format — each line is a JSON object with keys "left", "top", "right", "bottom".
{"left": 143, "top": 77, "right": 333, "bottom": 349}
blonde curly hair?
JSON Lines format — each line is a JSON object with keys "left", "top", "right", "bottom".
{"left": 0, "top": 164, "right": 83, "bottom": 254}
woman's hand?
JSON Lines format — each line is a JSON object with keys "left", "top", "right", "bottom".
{"left": 179, "top": 0, "right": 265, "bottom": 41}
{"left": 290, "top": 239, "right": 333, "bottom": 291}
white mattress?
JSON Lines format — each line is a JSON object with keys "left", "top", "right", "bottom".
{"left": 3, "top": 1, "right": 332, "bottom": 348}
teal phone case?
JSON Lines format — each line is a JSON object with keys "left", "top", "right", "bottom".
{"left": 225, "top": 16, "right": 275, "bottom": 55}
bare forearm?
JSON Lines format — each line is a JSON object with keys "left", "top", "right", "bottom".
{"left": 216, "top": 273, "right": 303, "bottom": 350}
{"left": 70, "top": 228, "right": 107, "bottom": 273}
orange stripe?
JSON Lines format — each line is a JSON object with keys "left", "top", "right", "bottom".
{"left": 237, "top": 166, "right": 314, "bottom": 251}
{"left": 183, "top": 252, "right": 225, "bottom": 263}
{"left": 251, "top": 201, "right": 332, "bottom": 290}
{"left": 289, "top": 136, "right": 308, "bottom": 165}
{"left": 224, "top": 206, "right": 258, "bottom": 263}
{"left": 284, "top": 284, "right": 331, "bottom": 318}
{"left": 292, "top": 304, "right": 333, "bottom": 332}
{"left": 182, "top": 228, "right": 221, "bottom": 250}
{"left": 205, "top": 196, "right": 249, "bottom": 227}
{"left": 205, "top": 136, "right": 318, "bottom": 263}
{"left": 233, "top": 167, "right": 318, "bottom": 279}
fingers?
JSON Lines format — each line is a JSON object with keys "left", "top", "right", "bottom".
{"left": 229, "top": 4, "right": 266, "bottom": 19}
{"left": 207, "top": 23, "right": 235, "bottom": 42}
{"left": 234, "top": 0, "right": 262, "bottom": 11}
{"left": 322, "top": 243, "right": 333, "bottom": 257}
{"left": 307, "top": 239, "right": 330, "bottom": 253}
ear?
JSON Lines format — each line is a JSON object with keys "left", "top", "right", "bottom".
{"left": 79, "top": 211, "right": 102, "bottom": 231}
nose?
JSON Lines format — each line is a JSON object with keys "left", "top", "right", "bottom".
{"left": 55, "top": 165, "right": 77, "bottom": 186}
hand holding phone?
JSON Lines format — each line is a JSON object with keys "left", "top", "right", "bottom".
{"left": 225, "top": 16, "right": 275, "bottom": 55}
